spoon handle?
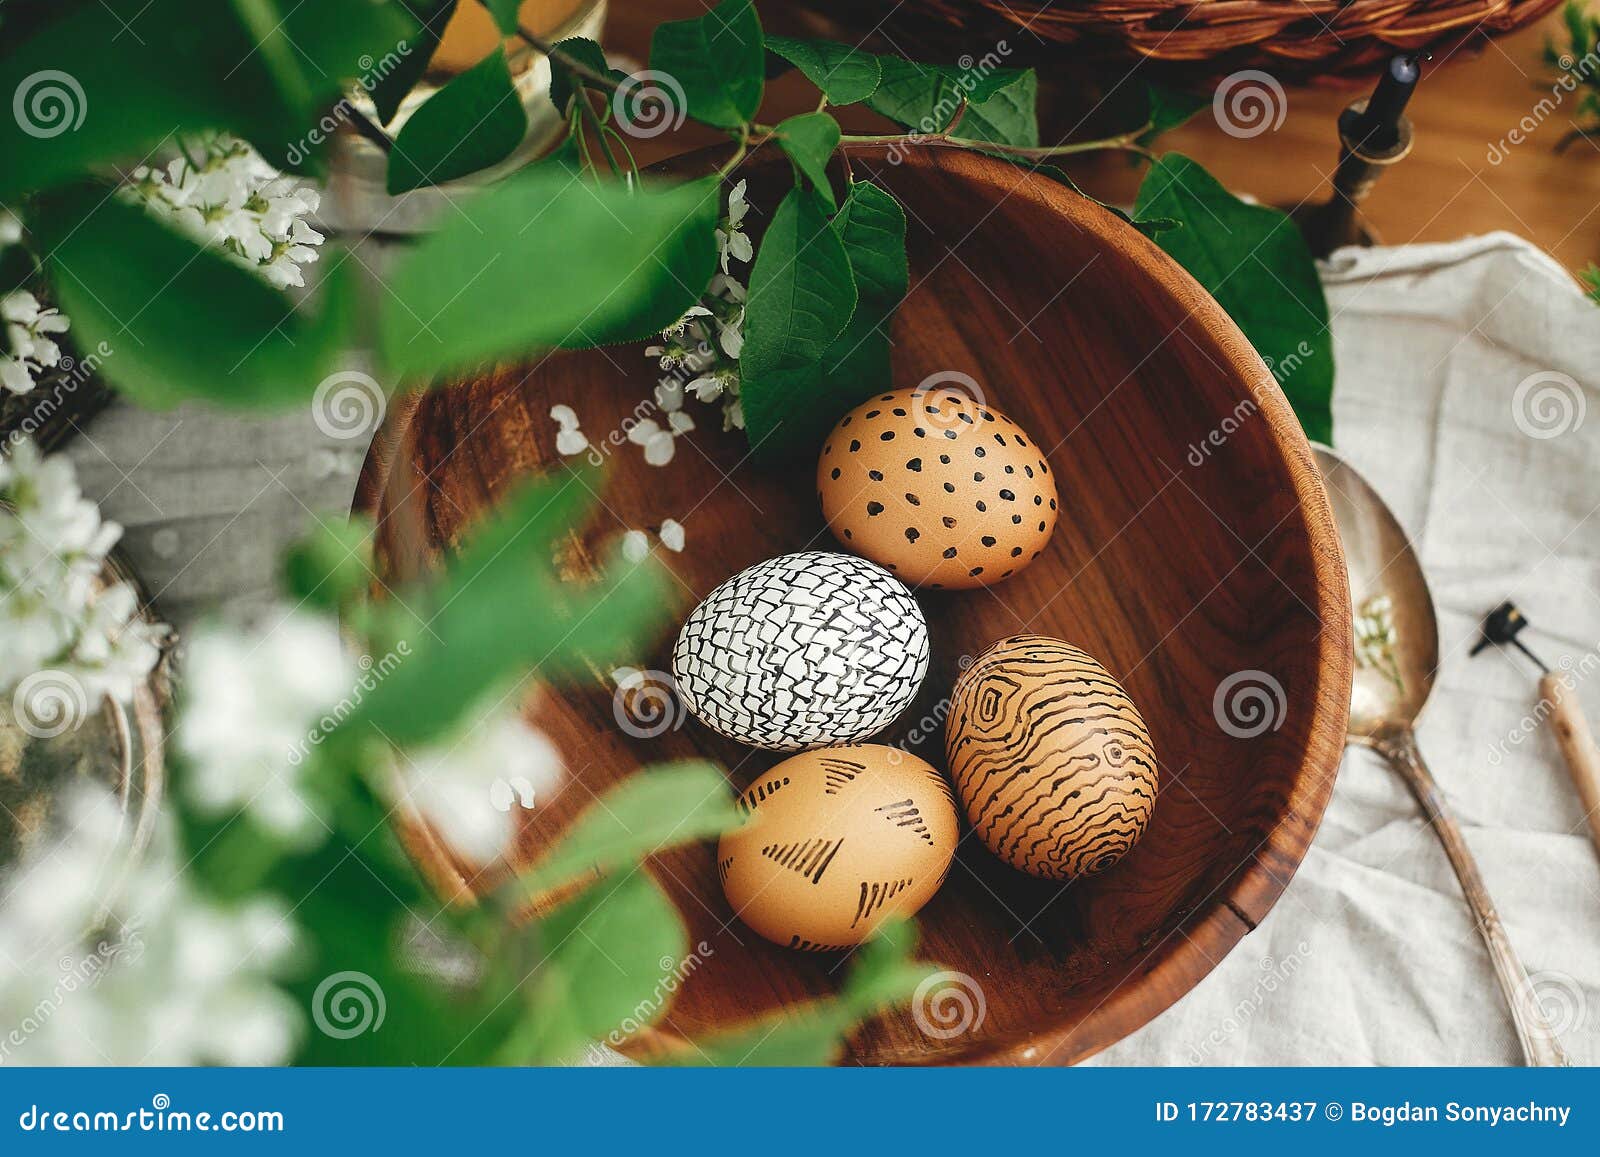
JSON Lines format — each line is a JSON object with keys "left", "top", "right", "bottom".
{"left": 1375, "top": 729, "right": 1570, "bottom": 1067}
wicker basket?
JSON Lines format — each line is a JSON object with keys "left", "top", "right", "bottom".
{"left": 800, "top": 0, "right": 1564, "bottom": 85}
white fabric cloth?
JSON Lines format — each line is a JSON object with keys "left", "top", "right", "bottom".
{"left": 1092, "top": 232, "right": 1600, "bottom": 1066}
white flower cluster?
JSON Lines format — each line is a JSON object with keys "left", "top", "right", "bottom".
{"left": 621, "top": 519, "right": 686, "bottom": 563}
{"left": 178, "top": 608, "right": 355, "bottom": 844}
{"left": 123, "top": 134, "right": 325, "bottom": 290}
{"left": 1, "top": 290, "right": 69, "bottom": 398}
{"left": 178, "top": 606, "right": 563, "bottom": 864}
{"left": 0, "top": 785, "right": 301, "bottom": 1065}
{"left": 646, "top": 179, "right": 751, "bottom": 433}
{"left": 0, "top": 440, "right": 164, "bottom": 704}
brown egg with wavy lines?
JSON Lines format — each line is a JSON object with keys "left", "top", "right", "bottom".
{"left": 718, "top": 745, "right": 958, "bottom": 951}
{"left": 945, "top": 635, "right": 1157, "bottom": 880}
{"left": 817, "top": 384, "right": 1057, "bottom": 589}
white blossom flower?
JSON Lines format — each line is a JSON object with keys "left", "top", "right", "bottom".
{"left": 627, "top": 412, "right": 692, "bottom": 467}
{"left": 0, "top": 784, "right": 301, "bottom": 1065}
{"left": 549, "top": 403, "right": 588, "bottom": 456}
{"left": 643, "top": 184, "right": 750, "bottom": 437}
{"left": 399, "top": 711, "right": 563, "bottom": 864}
{"left": 663, "top": 304, "right": 711, "bottom": 337}
{"left": 621, "top": 529, "right": 651, "bottom": 563}
{"left": 715, "top": 179, "right": 753, "bottom": 274}
{"left": 177, "top": 608, "right": 354, "bottom": 844}
{"left": 658, "top": 518, "right": 686, "bottom": 553}
{"left": 653, "top": 378, "right": 684, "bottom": 413}
{"left": 0, "top": 208, "right": 21, "bottom": 247}
{"left": 0, "top": 441, "right": 163, "bottom": 701}
{"left": 123, "top": 135, "right": 325, "bottom": 290}
{"left": 716, "top": 311, "right": 743, "bottom": 358}
{"left": 1, "top": 290, "right": 70, "bottom": 397}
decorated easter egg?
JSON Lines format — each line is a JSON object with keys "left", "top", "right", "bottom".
{"left": 817, "top": 383, "right": 1058, "bottom": 590}
{"left": 718, "top": 745, "right": 959, "bottom": 950}
{"left": 945, "top": 634, "right": 1157, "bottom": 880}
{"left": 672, "top": 552, "right": 929, "bottom": 751}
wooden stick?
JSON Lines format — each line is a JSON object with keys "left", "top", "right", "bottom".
{"left": 1539, "top": 672, "right": 1600, "bottom": 860}
{"left": 1374, "top": 728, "right": 1570, "bottom": 1066}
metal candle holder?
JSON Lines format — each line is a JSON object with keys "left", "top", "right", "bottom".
{"left": 1295, "top": 55, "right": 1421, "bottom": 259}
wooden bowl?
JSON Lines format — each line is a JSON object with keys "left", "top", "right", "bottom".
{"left": 355, "top": 146, "right": 1352, "bottom": 1065}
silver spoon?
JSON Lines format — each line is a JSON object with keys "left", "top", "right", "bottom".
{"left": 1314, "top": 443, "right": 1569, "bottom": 1067}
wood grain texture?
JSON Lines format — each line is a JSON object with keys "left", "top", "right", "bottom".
{"left": 354, "top": 145, "right": 1353, "bottom": 1065}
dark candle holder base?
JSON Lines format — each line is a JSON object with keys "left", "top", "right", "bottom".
{"left": 1293, "top": 98, "right": 1415, "bottom": 260}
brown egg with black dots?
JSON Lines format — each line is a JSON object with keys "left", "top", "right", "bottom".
{"left": 718, "top": 745, "right": 959, "bottom": 951}
{"left": 817, "top": 384, "right": 1057, "bottom": 589}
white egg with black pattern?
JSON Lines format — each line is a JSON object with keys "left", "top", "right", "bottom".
{"left": 671, "top": 551, "right": 929, "bottom": 751}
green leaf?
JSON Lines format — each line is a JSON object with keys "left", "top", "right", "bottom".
{"left": 648, "top": 0, "right": 765, "bottom": 130}
{"left": 1134, "top": 154, "right": 1334, "bottom": 443}
{"left": 953, "top": 69, "right": 1038, "bottom": 148}
{"left": 0, "top": 0, "right": 416, "bottom": 197}
{"left": 344, "top": 472, "right": 670, "bottom": 747}
{"left": 533, "top": 868, "right": 688, "bottom": 1053}
{"left": 764, "top": 36, "right": 881, "bottom": 105}
{"left": 1032, "top": 163, "right": 1178, "bottom": 238}
{"left": 279, "top": 832, "right": 525, "bottom": 1065}
{"left": 31, "top": 184, "right": 348, "bottom": 409}
{"left": 864, "top": 59, "right": 961, "bottom": 133}
{"left": 1581, "top": 263, "right": 1600, "bottom": 306}
{"left": 479, "top": 0, "right": 523, "bottom": 35}
{"left": 547, "top": 36, "right": 613, "bottom": 114}
{"left": 863, "top": 58, "right": 1031, "bottom": 135}
{"left": 512, "top": 763, "right": 742, "bottom": 899}
{"left": 671, "top": 920, "right": 937, "bottom": 1067}
{"left": 370, "top": 0, "right": 459, "bottom": 125}
{"left": 810, "top": 181, "right": 907, "bottom": 434}
{"left": 740, "top": 184, "right": 858, "bottom": 460}
{"left": 1138, "top": 82, "right": 1208, "bottom": 147}
{"left": 282, "top": 517, "right": 374, "bottom": 613}
{"left": 774, "top": 111, "right": 842, "bottom": 209}
{"left": 379, "top": 172, "right": 719, "bottom": 381}
{"left": 387, "top": 47, "right": 528, "bottom": 193}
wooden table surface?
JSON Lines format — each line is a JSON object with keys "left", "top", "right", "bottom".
{"left": 604, "top": 4, "right": 1600, "bottom": 277}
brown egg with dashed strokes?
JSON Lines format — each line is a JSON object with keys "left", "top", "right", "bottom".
{"left": 817, "top": 384, "right": 1057, "bottom": 589}
{"left": 718, "top": 745, "right": 959, "bottom": 951}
